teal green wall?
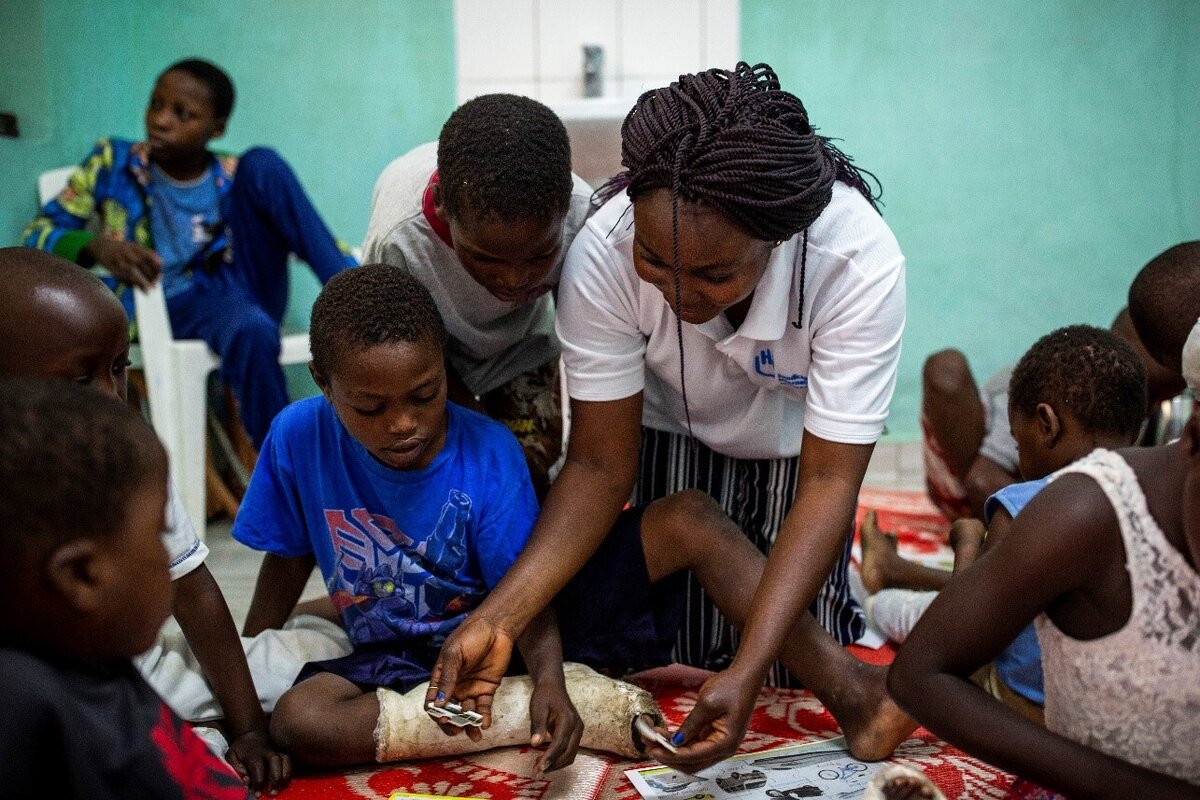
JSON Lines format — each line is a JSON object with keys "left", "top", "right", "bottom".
{"left": 743, "top": 0, "right": 1200, "bottom": 439}
{"left": 5, "top": 3, "right": 1198, "bottom": 434}
{"left": 0, "top": 0, "right": 455, "bottom": 394}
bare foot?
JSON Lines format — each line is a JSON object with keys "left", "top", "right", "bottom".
{"left": 860, "top": 510, "right": 903, "bottom": 595}
{"left": 825, "top": 661, "right": 918, "bottom": 762}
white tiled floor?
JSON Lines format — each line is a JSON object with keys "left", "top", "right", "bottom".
{"left": 203, "top": 519, "right": 327, "bottom": 628}
{"left": 206, "top": 441, "right": 925, "bottom": 627}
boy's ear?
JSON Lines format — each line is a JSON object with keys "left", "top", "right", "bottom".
{"left": 431, "top": 183, "right": 449, "bottom": 224}
{"left": 1035, "top": 402, "right": 1062, "bottom": 446}
{"left": 211, "top": 117, "right": 228, "bottom": 140}
{"left": 309, "top": 361, "right": 332, "bottom": 398}
{"left": 45, "top": 539, "right": 106, "bottom": 613}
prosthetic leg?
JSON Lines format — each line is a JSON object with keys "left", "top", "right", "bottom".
{"left": 375, "top": 662, "right": 664, "bottom": 762}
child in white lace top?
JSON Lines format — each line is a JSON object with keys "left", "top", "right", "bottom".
{"left": 888, "top": 351, "right": 1200, "bottom": 795}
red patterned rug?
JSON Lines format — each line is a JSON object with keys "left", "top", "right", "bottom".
{"left": 276, "top": 490, "right": 1017, "bottom": 799}
{"left": 276, "top": 667, "right": 1014, "bottom": 799}
{"left": 854, "top": 487, "right": 954, "bottom": 567}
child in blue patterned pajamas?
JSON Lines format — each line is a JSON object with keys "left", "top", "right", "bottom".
{"left": 23, "top": 58, "right": 356, "bottom": 448}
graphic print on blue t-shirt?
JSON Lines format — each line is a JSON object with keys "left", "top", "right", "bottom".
{"left": 324, "top": 489, "right": 478, "bottom": 645}
{"left": 232, "top": 398, "right": 539, "bottom": 651}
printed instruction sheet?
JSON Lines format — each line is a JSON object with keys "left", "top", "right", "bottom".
{"left": 626, "top": 736, "right": 883, "bottom": 799}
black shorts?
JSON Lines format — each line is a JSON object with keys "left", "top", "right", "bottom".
{"left": 554, "top": 504, "right": 687, "bottom": 675}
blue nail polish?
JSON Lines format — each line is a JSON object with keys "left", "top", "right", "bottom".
{"left": 436, "top": 691, "right": 445, "bottom": 701}
{"left": 671, "top": 731, "right": 685, "bottom": 745}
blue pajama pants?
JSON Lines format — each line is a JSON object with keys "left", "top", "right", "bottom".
{"left": 166, "top": 147, "right": 355, "bottom": 448}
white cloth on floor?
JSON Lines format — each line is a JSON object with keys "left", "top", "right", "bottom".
{"left": 136, "top": 614, "right": 352, "bottom": 722}
{"left": 190, "top": 725, "right": 230, "bottom": 759}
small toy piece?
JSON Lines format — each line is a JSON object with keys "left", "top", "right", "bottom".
{"left": 425, "top": 700, "right": 484, "bottom": 728}
{"left": 634, "top": 713, "right": 679, "bottom": 754}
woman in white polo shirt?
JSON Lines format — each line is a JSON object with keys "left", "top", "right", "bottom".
{"left": 430, "top": 63, "right": 910, "bottom": 770}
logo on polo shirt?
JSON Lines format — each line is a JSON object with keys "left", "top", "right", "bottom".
{"left": 753, "top": 348, "right": 808, "bottom": 387}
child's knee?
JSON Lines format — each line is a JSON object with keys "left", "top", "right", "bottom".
{"left": 236, "top": 146, "right": 289, "bottom": 179}
{"left": 922, "top": 349, "right": 972, "bottom": 398}
{"left": 226, "top": 309, "right": 281, "bottom": 356}
{"left": 645, "top": 490, "right": 734, "bottom": 552}
{"left": 269, "top": 687, "right": 310, "bottom": 752}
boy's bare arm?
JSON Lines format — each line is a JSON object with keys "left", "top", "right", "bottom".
{"left": 172, "top": 563, "right": 290, "bottom": 792}
{"left": 242, "top": 552, "right": 315, "bottom": 638}
{"left": 890, "top": 477, "right": 1198, "bottom": 799}
{"left": 1182, "top": 411, "right": 1200, "bottom": 568}
{"left": 515, "top": 607, "right": 582, "bottom": 774}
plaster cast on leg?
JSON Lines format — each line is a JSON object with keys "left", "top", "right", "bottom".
{"left": 375, "top": 662, "right": 664, "bottom": 762}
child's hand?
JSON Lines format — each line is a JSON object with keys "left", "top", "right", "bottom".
{"left": 527, "top": 679, "right": 583, "bottom": 776}
{"left": 83, "top": 238, "right": 162, "bottom": 289}
{"left": 225, "top": 728, "right": 291, "bottom": 796}
{"left": 948, "top": 519, "right": 986, "bottom": 573}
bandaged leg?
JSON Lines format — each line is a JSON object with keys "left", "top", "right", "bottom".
{"left": 864, "top": 589, "right": 938, "bottom": 644}
{"left": 375, "top": 662, "right": 663, "bottom": 762}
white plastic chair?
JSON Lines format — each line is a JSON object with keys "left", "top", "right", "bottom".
{"left": 39, "top": 167, "right": 311, "bottom": 537}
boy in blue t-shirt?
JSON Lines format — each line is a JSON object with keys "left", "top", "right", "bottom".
{"left": 24, "top": 58, "right": 356, "bottom": 448}
{"left": 233, "top": 264, "right": 580, "bottom": 770}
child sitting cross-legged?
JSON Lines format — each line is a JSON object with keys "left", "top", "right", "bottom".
{"left": 0, "top": 378, "right": 251, "bottom": 799}
{"left": 236, "top": 264, "right": 679, "bottom": 771}
{"left": 868, "top": 326, "right": 1148, "bottom": 726}
{"left": 888, "top": 330, "right": 1200, "bottom": 796}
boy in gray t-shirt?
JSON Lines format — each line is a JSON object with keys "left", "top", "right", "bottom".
{"left": 363, "top": 95, "right": 593, "bottom": 497}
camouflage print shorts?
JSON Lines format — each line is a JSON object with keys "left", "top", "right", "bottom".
{"left": 482, "top": 359, "right": 563, "bottom": 498}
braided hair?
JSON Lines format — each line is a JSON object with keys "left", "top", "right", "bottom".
{"left": 601, "top": 62, "right": 881, "bottom": 443}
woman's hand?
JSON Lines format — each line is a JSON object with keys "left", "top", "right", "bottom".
{"left": 427, "top": 615, "right": 515, "bottom": 735}
{"left": 654, "top": 666, "right": 759, "bottom": 773}
{"left": 82, "top": 238, "right": 162, "bottom": 289}
{"left": 528, "top": 678, "right": 583, "bottom": 775}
